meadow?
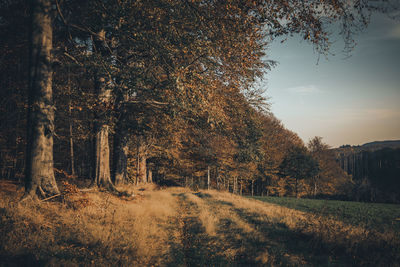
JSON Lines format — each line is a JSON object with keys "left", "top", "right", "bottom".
{"left": 0, "top": 180, "right": 399, "bottom": 266}
{"left": 251, "top": 196, "right": 400, "bottom": 233}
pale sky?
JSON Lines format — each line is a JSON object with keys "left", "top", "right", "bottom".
{"left": 264, "top": 13, "right": 400, "bottom": 148}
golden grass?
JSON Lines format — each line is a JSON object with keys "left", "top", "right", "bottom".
{"left": 207, "top": 190, "right": 400, "bottom": 265}
{"left": 0, "top": 181, "right": 399, "bottom": 266}
{"left": 0, "top": 181, "right": 181, "bottom": 266}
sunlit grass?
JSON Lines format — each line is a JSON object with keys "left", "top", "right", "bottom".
{"left": 1, "top": 181, "right": 399, "bottom": 266}
{"left": 251, "top": 196, "right": 400, "bottom": 232}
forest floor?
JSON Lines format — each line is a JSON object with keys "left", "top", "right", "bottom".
{"left": 0, "top": 180, "right": 399, "bottom": 266}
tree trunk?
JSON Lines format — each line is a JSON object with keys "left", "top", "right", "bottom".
{"left": 313, "top": 177, "right": 318, "bottom": 198}
{"left": 113, "top": 128, "right": 128, "bottom": 185}
{"left": 68, "top": 110, "right": 75, "bottom": 177}
{"left": 93, "top": 124, "right": 129, "bottom": 196}
{"left": 139, "top": 154, "right": 147, "bottom": 183}
{"left": 91, "top": 29, "right": 120, "bottom": 193}
{"left": 207, "top": 166, "right": 210, "bottom": 190}
{"left": 216, "top": 167, "right": 219, "bottom": 190}
{"left": 92, "top": 75, "right": 114, "bottom": 190}
{"left": 136, "top": 142, "right": 140, "bottom": 185}
{"left": 24, "top": 0, "right": 59, "bottom": 199}
{"left": 94, "top": 125, "right": 111, "bottom": 187}
{"left": 147, "top": 168, "right": 152, "bottom": 183}
{"left": 67, "top": 71, "right": 75, "bottom": 177}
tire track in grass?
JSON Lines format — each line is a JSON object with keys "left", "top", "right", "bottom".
{"left": 202, "top": 194, "right": 316, "bottom": 266}
{"left": 228, "top": 203, "right": 400, "bottom": 267}
{"left": 208, "top": 194, "right": 384, "bottom": 266}
{"left": 194, "top": 192, "right": 270, "bottom": 266}
{"left": 168, "top": 192, "right": 228, "bottom": 266}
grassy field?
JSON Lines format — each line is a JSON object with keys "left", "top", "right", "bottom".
{"left": 0, "top": 180, "right": 399, "bottom": 266}
{"left": 251, "top": 196, "right": 400, "bottom": 232}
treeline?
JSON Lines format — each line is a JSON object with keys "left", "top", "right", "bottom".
{"left": 336, "top": 147, "right": 400, "bottom": 203}
{"left": 0, "top": 0, "right": 391, "bottom": 200}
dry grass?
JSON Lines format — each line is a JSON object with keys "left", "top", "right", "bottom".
{"left": 207, "top": 190, "right": 400, "bottom": 266}
{"left": 0, "top": 181, "right": 399, "bottom": 266}
{"left": 0, "top": 181, "right": 180, "bottom": 266}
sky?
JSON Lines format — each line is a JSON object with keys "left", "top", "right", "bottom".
{"left": 263, "top": 13, "right": 400, "bottom": 148}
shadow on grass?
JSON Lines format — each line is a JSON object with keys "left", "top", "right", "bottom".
{"left": 194, "top": 192, "right": 211, "bottom": 199}
{"left": 167, "top": 193, "right": 229, "bottom": 267}
{"left": 202, "top": 197, "right": 354, "bottom": 266}
{"left": 214, "top": 198, "right": 398, "bottom": 266}
{"left": 0, "top": 254, "right": 45, "bottom": 267}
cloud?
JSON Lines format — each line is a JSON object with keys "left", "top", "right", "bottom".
{"left": 286, "top": 85, "right": 322, "bottom": 94}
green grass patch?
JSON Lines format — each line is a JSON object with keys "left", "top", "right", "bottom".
{"left": 251, "top": 196, "right": 400, "bottom": 232}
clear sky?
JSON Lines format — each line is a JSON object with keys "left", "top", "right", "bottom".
{"left": 264, "top": 13, "right": 400, "bottom": 148}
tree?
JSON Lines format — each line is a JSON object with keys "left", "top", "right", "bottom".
{"left": 280, "top": 146, "right": 319, "bottom": 198}
{"left": 23, "top": 0, "right": 60, "bottom": 200}
{"left": 1, "top": 0, "right": 398, "bottom": 200}
{"left": 308, "top": 136, "right": 350, "bottom": 197}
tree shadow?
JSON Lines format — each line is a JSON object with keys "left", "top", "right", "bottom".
{"left": 0, "top": 254, "right": 45, "bottom": 267}
{"left": 166, "top": 193, "right": 230, "bottom": 266}
{"left": 204, "top": 197, "right": 356, "bottom": 266}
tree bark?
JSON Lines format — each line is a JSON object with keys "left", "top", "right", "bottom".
{"left": 136, "top": 141, "right": 140, "bottom": 185}
{"left": 113, "top": 127, "right": 128, "bottom": 185}
{"left": 147, "top": 168, "right": 152, "bottom": 183}
{"left": 91, "top": 30, "right": 120, "bottom": 193}
{"left": 24, "top": 0, "right": 59, "bottom": 199}
{"left": 94, "top": 124, "right": 111, "bottom": 187}
{"left": 67, "top": 70, "right": 75, "bottom": 177}
{"left": 216, "top": 167, "right": 219, "bottom": 190}
{"left": 139, "top": 154, "right": 147, "bottom": 183}
{"left": 207, "top": 166, "right": 210, "bottom": 190}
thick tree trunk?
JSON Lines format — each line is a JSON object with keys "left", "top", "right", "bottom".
{"left": 92, "top": 74, "right": 113, "bottom": 189}
{"left": 113, "top": 128, "right": 128, "bottom": 185}
{"left": 24, "top": 0, "right": 59, "bottom": 199}
{"left": 90, "top": 29, "right": 120, "bottom": 193}
{"left": 93, "top": 123, "right": 130, "bottom": 196}
{"left": 94, "top": 125, "right": 111, "bottom": 187}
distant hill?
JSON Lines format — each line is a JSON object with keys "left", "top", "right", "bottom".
{"left": 360, "top": 140, "right": 400, "bottom": 151}
{"left": 335, "top": 140, "right": 400, "bottom": 153}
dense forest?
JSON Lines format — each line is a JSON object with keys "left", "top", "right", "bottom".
{"left": 335, "top": 141, "right": 400, "bottom": 203}
{"left": 0, "top": 0, "right": 398, "bottom": 202}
